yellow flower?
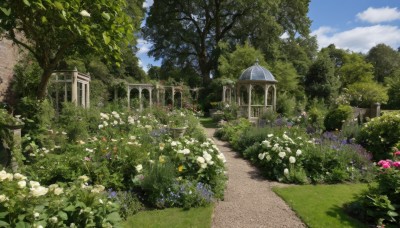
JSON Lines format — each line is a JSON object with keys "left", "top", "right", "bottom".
{"left": 159, "top": 155, "right": 165, "bottom": 163}
{"left": 178, "top": 165, "right": 183, "bottom": 172}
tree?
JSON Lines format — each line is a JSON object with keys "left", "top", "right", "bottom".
{"left": 0, "top": 0, "right": 143, "bottom": 99}
{"left": 304, "top": 52, "right": 340, "bottom": 105}
{"left": 366, "top": 44, "right": 400, "bottom": 83}
{"left": 344, "top": 82, "right": 388, "bottom": 108}
{"left": 144, "top": 0, "right": 311, "bottom": 85}
{"left": 385, "top": 69, "right": 400, "bottom": 109}
{"left": 218, "top": 42, "right": 268, "bottom": 80}
{"left": 338, "top": 53, "right": 374, "bottom": 89}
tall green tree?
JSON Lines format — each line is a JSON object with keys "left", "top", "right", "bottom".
{"left": 304, "top": 52, "right": 340, "bottom": 105}
{"left": 218, "top": 42, "right": 267, "bottom": 80}
{"left": 338, "top": 53, "right": 374, "bottom": 89}
{"left": 366, "top": 43, "right": 400, "bottom": 83}
{"left": 144, "top": 0, "right": 311, "bottom": 85}
{"left": 0, "top": 0, "right": 144, "bottom": 99}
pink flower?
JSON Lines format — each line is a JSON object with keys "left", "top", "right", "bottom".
{"left": 395, "top": 151, "right": 400, "bottom": 156}
{"left": 393, "top": 161, "right": 400, "bottom": 168}
{"left": 382, "top": 163, "right": 391, "bottom": 169}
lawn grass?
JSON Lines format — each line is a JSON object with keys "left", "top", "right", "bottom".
{"left": 273, "top": 183, "right": 369, "bottom": 228}
{"left": 199, "top": 117, "right": 218, "bottom": 128}
{"left": 123, "top": 205, "right": 214, "bottom": 228}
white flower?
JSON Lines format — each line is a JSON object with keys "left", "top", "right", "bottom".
{"left": 217, "top": 153, "right": 226, "bottom": 163}
{"left": 296, "top": 149, "right": 302, "bottom": 156}
{"left": 53, "top": 187, "right": 63, "bottom": 195}
{"left": 85, "top": 148, "right": 94, "bottom": 153}
{"left": 98, "top": 124, "right": 104, "bottom": 129}
{"left": 278, "top": 152, "right": 286, "bottom": 159}
{"left": 284, "top": 168, "right": 289, "bottom": 176}
{"left": 103, "top": 121, "right": 109, "bottom": 126}
{"left": 113, "top": 120, "right": 118, "bottom": 125}
{"left": 30, "top": 181, "right": 41, "bottom": 188}
{"left": 91, "top": 185, "right": 105, "bottom": 193}
{"left": 286, "top": 147, "right": 291, "bottom": 153}
{"left": 0, "top": 170, "right": 7, "bottom": 181}
{"left": 135, "top": 164, "right": 143, "bottom": 173}
{"left": 266, "top": 155, "right": 271, "bottom": 161}
{"left": 18, "top": 180, "right": 26, "bottom": 189}
{"left": 99, "top": 199, "right": 104, "bottom": 204}
{"left": 178, "top": 148, "right": 190, "bottom": 155}
{"left": 200, "top": 163, "right": 207, "bottom": 169}
{"left": 196, "top": 156, "right": 205, "bottom": 164}
{"left": 261, "top": 140, "right": 271, "bottom": 147}
{"left": 80, "top": 10, "right": 91, "bottom": 17}
{"left": 14, "top": 173, "right": 27, "bottom": 180}
{"left": 289, "top": 156, "right": 296, "bottom": 164}
{"left": 258, "top": 153, "right": 265, "bottom": 160}
{"left": 30, "top": 186, "right": 49, "bottom": 197}
{"left": 49, "top": 216, "right": 58, "bottom": 223}
{"left": 34, "top": 212, "right": 40, "bottom": 218}
{"left": 0, "top": 194, "right": 9, "bottom": 202}
{"left": 267, "top": 134, "right": 273, "bottom": 137}
{"left": 203, "top": 152, "right": 212, "bottom": 163}
{"left": 78, "top": 175, "right": 90, "bottom": 182}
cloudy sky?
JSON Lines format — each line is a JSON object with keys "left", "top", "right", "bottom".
{"left": 137, "top": 0, "right": 400, "bottom": 71}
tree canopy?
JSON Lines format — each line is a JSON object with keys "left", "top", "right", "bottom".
{"left": 0, "top": 0, "right": 144, "bottom": 99}
{"left": 144, "top": 0, "right": 311, "bottom": 85}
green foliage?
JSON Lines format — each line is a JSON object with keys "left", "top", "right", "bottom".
{"left": 366, "top": 43, "right": 400, "bottom": 83}
{"left": 0, "top": 0, "right": 142, "bottom": 98}
{"left": 12, "top": 54, "right": 42, "bottom": 99}
{"left": 357, "top": 112, "right": 400, "bottom": 160}
{"left": 271, "top": 61, "right": 300, "bottom": 95}
{"left": 0, "top": 171, "right": 122, "bottom": 227}
{"left": 338, "top": 53, "right": 375, "bottom": 89}
{"left": 218, "top": 41, "right": 268, "bottom": 79}
{"left": 324, "top": 105, "right": 353, "bottom": 131}
{"left": 306, "top": 99, "right": 328, "bottom": 132}
{"left": 276, "top": 92, "right": 297, "bottom": 117}
{"left": 214, "top": 118, "right": 252, "bottom": 144}
{"left": 344, "top": 82, "right": 388, "bottom": 108}
{"left": 305, "top": 52, "right": 340, "bottom": 105}
{"left": 384, "top": 69, "right": 400, "bottom": 109}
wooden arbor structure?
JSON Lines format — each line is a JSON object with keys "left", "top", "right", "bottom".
{"left": 126, "top": 83, "right": 201, "bottom": 111}
{"left": 50, "top": 68, "right": 91, "bottom": 111}
{"left": 235, "top": 61, "right": 277, "bottom": 121}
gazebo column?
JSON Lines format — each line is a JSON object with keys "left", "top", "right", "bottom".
{"left": 265, "top": 85, "right": 270, "bottom": 112}
{"left": 149, "top": 88, "right": 153, "bottom": 107}
{"left": 127, "top": 86, "right": 131, "bottom": 110}
{"left": 222, "top": 86, "right": 226, "bottom": 103}
{"left": 139, "top": 87, "right": 143, "bottom": 111}
{"left": 180, "top": 91, "right": 183, "bottom": 108}
{"left": 71, "top": 68, "right": 78, "bottom": 106}
{"left": 273, "top": 85, "right": 277, "bottom": 111}
{"left": 156, "top": 88, "right": 160, "bottom": 105}
{"left": 86, "top": 83, "right": 90, "bottom": 108}
{"left": 247, "top": 84, "right": 252, "bottom": 119}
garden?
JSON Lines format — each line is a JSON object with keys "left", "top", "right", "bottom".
{"left": 1, "top": 0, "right": 400, "bottom": 227}
{"left": 213, "top": 107, "right": 400, "bottom": 227}
{"left": 0, "top": 103, "right": 227, "bottom": 227}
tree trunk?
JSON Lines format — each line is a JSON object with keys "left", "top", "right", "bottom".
{"left": 36, "top": 68, "right": 54, "bottom": 100}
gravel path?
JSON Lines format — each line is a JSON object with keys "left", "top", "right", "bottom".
{"left": 205, "top": 128, "right": 305, "bottom": 228}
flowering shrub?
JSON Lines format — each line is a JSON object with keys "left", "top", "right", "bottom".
{"left": 244, "top": 133, "right": 308, "bottom": 183}
{"left": 347, "top": 153, "right": 400, "bottom": 226}
{"left": 0, "top": 170, "right": 121, "bottom": 227}
{"left": 357, "top": 112, "right": 400, "bottom": 160}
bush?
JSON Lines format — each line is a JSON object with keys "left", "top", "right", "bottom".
{"left": 0, "top": 171, "right": 122, "bottom": 227}
{"left": 357, "top": 112, "right": 400, "bottom": 160}
{"left": 347, "top": 156, "right": 400, "bottom": 226}
{"left": 214, "top": 118, "right": 251, "bottom": 144}
{"left": 324, "top": 105, "right": 353, "bottom": 131}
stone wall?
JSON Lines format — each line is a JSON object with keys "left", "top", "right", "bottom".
{"left": 0, "top": 38, "right": 21, "bottom": 102}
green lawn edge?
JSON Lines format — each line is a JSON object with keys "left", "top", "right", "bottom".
{"left": 123, "top": 204, "right": 214, "bottom": 228}
{"left": 273, "top": 184, "right": 369, "bottom": 228}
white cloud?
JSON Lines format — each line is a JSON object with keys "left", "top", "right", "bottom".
{"left": 357, "top": 7, "right": 400, "bottom": 24}
{"left": 312, "top": 25, "right": 400, "bottom": 53}
{"left": 137, "top": 38, "right": 151, "bottom": 54}
{"left": 143, "top": 0, "right": 154, "bottom": 8}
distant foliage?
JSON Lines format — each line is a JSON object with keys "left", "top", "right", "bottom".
{"left": 324, "top": 105, "right": 353, "bottom": 131}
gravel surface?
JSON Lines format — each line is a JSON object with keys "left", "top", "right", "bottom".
{"left": 205, "top": 128, "right": 305, "bottom": 228}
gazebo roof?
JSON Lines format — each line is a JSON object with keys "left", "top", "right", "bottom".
{"left": 239, "top": 61, "right": 277, "bottom": 82}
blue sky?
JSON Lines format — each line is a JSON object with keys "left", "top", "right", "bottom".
{"left": 137, "top": 0, "right": 400, "bottom": 72}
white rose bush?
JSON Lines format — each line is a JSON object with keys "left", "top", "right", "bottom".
{"left": 0, "top": 171, "right": 121, "bottom": 227}
{"left": 244, "top": 133, "right": 308, "bottom": 183}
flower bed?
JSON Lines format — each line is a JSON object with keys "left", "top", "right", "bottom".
{"left": 1, "top": 105, "right": 227, "bottom": 226}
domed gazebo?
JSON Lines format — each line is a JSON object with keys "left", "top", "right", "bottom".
{"left": 236, "top": 60, "right": 277, "bottom": 121}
